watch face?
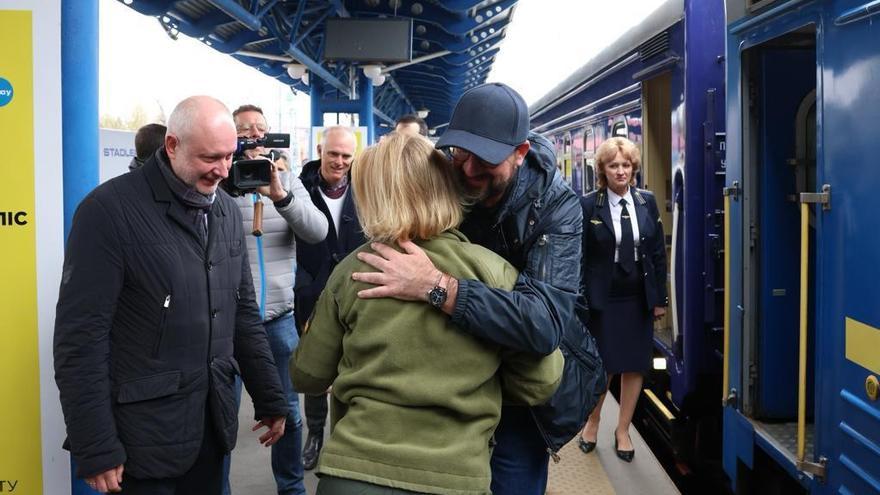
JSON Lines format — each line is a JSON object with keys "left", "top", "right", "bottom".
{"left": 429, "top": 287, "right": 447, "bottom": 307}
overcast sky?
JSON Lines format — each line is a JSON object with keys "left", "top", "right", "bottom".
{"left": 100, "top": 0, "right": 667, "bottom": 127}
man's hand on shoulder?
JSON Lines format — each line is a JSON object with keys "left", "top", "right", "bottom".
{"left": 85, "top": 464, "right": 124, "bottom": 493}
{"left": 351, "top": 240, "right": 438, "bottom": 301}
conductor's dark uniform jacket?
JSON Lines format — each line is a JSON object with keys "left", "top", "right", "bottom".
{"left": 54, "top": 150, "right": 287, "bottom": 480}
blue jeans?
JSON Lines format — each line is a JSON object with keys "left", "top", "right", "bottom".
{"left": 223, "top": 312, "right": 305, "bottom": 495}
{"left": 489, "top": 406, "right": 550, "bottom": 495}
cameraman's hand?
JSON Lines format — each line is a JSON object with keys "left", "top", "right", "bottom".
{"left": 258, "top": 162, "right": 288, "bottom": 202}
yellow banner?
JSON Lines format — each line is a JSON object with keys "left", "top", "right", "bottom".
{"left": 0, "top": 9, "right": 42, "bottom": 493}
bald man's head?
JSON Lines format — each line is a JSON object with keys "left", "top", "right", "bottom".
{"left": 319, "top": 126, "right": 357, "bottom": 187}
{"left": 165, "top": 96, "right": 237, "bottom": 195}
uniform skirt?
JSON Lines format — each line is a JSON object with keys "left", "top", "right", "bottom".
{"left": 591, "top": 263, "right": 653, "bottom": 374}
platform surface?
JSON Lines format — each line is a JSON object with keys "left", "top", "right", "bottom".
{"left": 232, "top": 392, "right": 679, "bottom": 494}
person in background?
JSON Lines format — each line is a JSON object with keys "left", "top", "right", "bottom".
{"left": 294, "top": 126, "right": 365, "bottom": 471}
{"left": 54, "top": 96, "right": 287, "bottom": 494}
{"left": 577, "top": 136, "right": 667, "bottom": 462}
{"left": 225, "top": 104, "right": 328, "bottom": 495}
{"left": 350, "top": 83, "right": 583, "bottom": 493}
{"left": 394, "top": 114, "right": 428, "bottom": 137}
{"left": 273, "top": 150, "right": 292, "bottom": 174}
{"left": 291, "top": 132, "right": 563, "bottom": 495}
{"left": 128, "top": 123, "right": 166, "bottom": 171}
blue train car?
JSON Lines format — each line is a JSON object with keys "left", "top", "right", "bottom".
{"left": 722, "top": 0, "right": 880, "bottom": 492}
{"left": 529, "top": 0, "right": 728, "bottom": 477}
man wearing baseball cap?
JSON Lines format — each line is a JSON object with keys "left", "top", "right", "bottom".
{"left": 352, "top": 83, "right": 584, "bottom": 493}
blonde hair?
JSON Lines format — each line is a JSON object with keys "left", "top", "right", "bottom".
{"left": 352, "top": 132, "right": 463, "bottom": 243}
{"left": 595, "top": 136, "right": 641, "bottom": 188}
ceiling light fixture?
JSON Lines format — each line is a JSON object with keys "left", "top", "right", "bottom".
{"left": 362, "top": 64, "right": 383, "bottom": 79}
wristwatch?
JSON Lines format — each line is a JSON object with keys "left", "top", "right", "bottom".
{"left": 427, "top": 272, "right": 448, "bottom": 309}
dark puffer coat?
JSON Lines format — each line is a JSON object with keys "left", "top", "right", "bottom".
{"left": 455, "top": 133, "right": 601, "bottom": 452}
{"left": 54, "top": 152, "right": 287, "bottom": 479}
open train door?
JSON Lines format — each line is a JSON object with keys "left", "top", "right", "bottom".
{"left": 816, "top": 5, "right": 880, "bottom": 493}
{"left": 723, "top": 10, "right": 823, "bottom": 492}
{"left": 725, "top": 3, "right": 880, "bottom": 493}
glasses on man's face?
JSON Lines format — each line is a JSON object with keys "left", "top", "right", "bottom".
{"left": 447, "top": 147, "right": 494, "bottom": 168}
{"left": 236, "top": 122, "right": 269, "bottom": 133}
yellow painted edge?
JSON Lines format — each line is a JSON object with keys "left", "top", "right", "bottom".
{"left": 644, "top": 389, "right": 675, "bottom": 421}
{"left": 846, "top": 317, "right": 880, "bottom": 375}
{"left": 723, "top": 194, "right": 731, "bottom": 404}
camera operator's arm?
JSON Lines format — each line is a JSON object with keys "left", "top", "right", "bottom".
{"left": 265, "top": 165, "right": 328, "bottom": 244}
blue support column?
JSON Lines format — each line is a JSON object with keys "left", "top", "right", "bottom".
{"left": 358, "top": 72, "right": 374, "bottom": 144}
{"left": 310, "top": 78, "right": 323, "bottom": 157}
{"left": 62, "top": 0, "right": 99, "bottom": 241}
{"left": 61, "top": 2, "right": 100, "bottom": 490}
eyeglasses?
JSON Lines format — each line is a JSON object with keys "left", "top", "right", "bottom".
{"left": 236, "top": 123, "right": 269, "bottom": 133}
{"left": 447, "top": 147, "right": 494, "bottom": 168}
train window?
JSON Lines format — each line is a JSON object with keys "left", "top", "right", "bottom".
{"left": 583, "top": 128, "right": 595, "bottom": 192}
{"left": 612, "top": 121, "right": 627, "bottom": 137}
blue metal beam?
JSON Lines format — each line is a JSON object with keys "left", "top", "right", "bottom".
{"left": 206, "top": 0, "right": 262, "bottom": 31}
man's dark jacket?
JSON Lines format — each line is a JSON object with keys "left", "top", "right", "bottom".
{"left": 455, "top": 133, "right": 589, "bottom": 450}
{"left": 454, "top": 133, "right": 582, "bottom": 355}
{"left": 54, "top": 152, "right": 287, "bottom": 480}
{"left": 294, "top": 159, "right": 366, "bottom": 331}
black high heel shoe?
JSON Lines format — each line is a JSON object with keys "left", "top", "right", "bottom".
{"left": 614, "top": 433, "right": 635, "bottom": 463}
{"left": 577, "top": 436, "right": 596, "bottom": 454}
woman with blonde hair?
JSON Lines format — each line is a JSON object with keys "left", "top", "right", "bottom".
{"left": 290, "top": 132, "right": 563, "bottom": 495}
{"left": 578, "top": 137, "right": 667, "bottom": 462}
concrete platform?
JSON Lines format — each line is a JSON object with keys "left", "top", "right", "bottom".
{"left": 231, "top": 392, "right": 678, "bottom": 494}
{"left": 229, "top": 390, "right": 321, "bottom": 494}
{"left": 547, "top": 396, "right": 679, "bottom": 495}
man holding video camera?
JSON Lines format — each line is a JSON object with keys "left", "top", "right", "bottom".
{"left": 226, "top": 104, "right": 328, "bottom": 495}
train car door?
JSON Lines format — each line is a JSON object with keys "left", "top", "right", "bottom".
{"left": 740, "top": 25, "right": 819, "bottom": 467}
{"left": 641, "top": 73, "right": 674, "bottom": 348}
{"left": 818, "top": 7, "right": 880, "bottom": 492}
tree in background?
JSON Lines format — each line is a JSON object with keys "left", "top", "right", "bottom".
{"left": 100, "top": 103, "right": 163, "bottom": 130}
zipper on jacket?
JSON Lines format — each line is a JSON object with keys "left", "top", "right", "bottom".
{"left": 152, "top": 294, "right": 171, "bottom": 358}
{"left": 528, "top": 407, "right": 561, "bottom": 463}
{"left": 536, "top": 234, "right": 549, "bottom": 281}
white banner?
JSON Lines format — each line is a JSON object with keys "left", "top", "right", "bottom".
{"left": 100, "top": 128, "right": 136, "bottom": 182}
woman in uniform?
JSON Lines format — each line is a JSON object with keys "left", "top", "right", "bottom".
{"left": 578, "top": 136, "right": 667, "bottom": 462}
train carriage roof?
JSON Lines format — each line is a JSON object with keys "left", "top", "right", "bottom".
{"left": 119, "top": 0, "right": 521, "bottom": 131}
{"left": 528, "top": 0, "right": 683, "bottom": 119}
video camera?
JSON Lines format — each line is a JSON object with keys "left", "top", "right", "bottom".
{"left": 222, "top": 133, "right": 291, "bottom": 197}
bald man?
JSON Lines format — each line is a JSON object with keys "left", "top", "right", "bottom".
{"left": 293, "top": 126, "right": 367, "bottom": 471}
{"left": 55, "top": 96, "right": 288, "bottom": 494}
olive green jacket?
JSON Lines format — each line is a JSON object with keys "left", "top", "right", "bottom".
{"left": 291, "top": 230, "right": 563, "bottom": 495}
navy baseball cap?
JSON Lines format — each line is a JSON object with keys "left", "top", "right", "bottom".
{"left": 436, "top": 83, "right": 529, "bottom": 165}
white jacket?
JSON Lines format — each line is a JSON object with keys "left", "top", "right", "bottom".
{"left": 235, "top": 173, "right": 328, "bottom": 321}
